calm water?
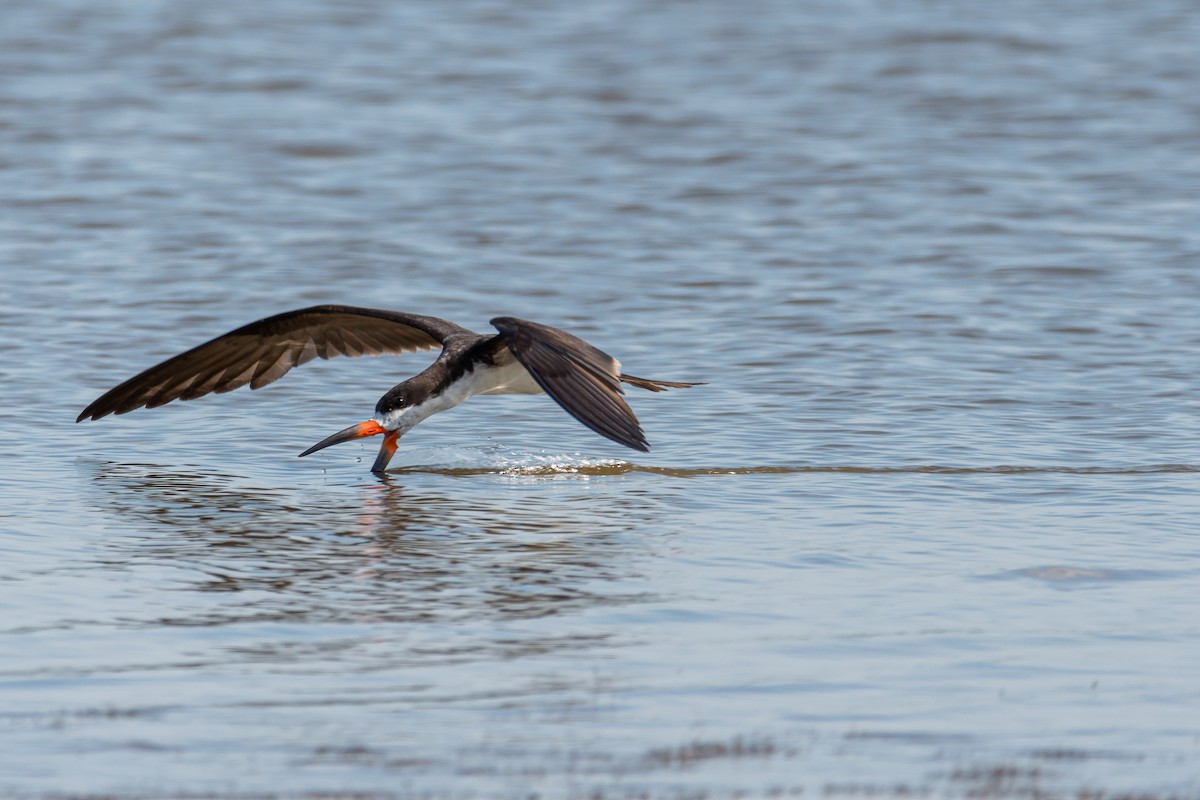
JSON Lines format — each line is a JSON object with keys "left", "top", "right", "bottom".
{"left": 2, "top": 1, "right": 1199, "bottom": 797}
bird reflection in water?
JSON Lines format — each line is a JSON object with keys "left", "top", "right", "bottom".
{"left": 88, "top": 464, "right": 662, "bottom": 641}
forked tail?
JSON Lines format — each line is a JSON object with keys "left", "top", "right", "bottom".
{"left": 619, "top": 373, "right": 704, "bottom": 393}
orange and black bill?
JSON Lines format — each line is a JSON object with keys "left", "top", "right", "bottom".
{"left": 298, "top": 420, "right": 400, "bottom": 472}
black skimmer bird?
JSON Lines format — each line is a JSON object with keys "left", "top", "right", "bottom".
{"left": 77, "top": 305, "right": 699, "bottom": 472}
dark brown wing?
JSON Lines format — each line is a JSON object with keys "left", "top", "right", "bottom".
{"left": 490, "top": 317, "right": 649, "bottom": 452}
{"left": 78, "top": 305, "right": 470, "bottom": 422}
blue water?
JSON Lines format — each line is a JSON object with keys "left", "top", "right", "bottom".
{"left": 2, "top": 1, "right": 1199, "bottom": 797}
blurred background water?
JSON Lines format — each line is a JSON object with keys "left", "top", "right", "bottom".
{"left": 1, "top": 1, "right": 1199, "bottom": 797}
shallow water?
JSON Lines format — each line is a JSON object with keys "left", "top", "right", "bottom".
{"left": 2, "top": 1, "right": 1200, "bottom": 797}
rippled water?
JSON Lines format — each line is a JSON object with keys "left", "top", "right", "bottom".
{"left": 2, "top": 1, "right": 1199, "bottom": 797}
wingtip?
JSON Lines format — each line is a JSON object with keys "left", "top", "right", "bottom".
{"left": 631, "top": 438, "right": 651, "bottom": 453}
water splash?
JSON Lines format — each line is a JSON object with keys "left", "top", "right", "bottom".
{"left": 391, "top": 444, "right": 629, "bottom": 477}
{"left": 390, "top": 458, "right": 1200, "bottom": 478}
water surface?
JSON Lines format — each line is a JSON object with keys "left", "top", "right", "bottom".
{"left": 2, "top": 1, "right": 1199, "bottom": 797}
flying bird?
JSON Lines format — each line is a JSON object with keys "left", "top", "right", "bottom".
{"left": 77, "top": 305, "right": 699, "bottom": 471}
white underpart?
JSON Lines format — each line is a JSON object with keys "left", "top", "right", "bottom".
{"left": 475, "top": 359, "right": 545, "bottom": 396}
{"left": 375, "top": 360, "right": 544, "bottom": 433}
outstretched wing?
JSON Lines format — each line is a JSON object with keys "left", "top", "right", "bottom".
{"left": 490, "top": 316, "right": 650, "bottom": 452}
{"left": 78, "top": 305, "right": 469, "bottom": 421}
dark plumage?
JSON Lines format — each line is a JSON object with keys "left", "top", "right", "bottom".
{"left": 77, "top": 305, "right": 700, "bottom": 470}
